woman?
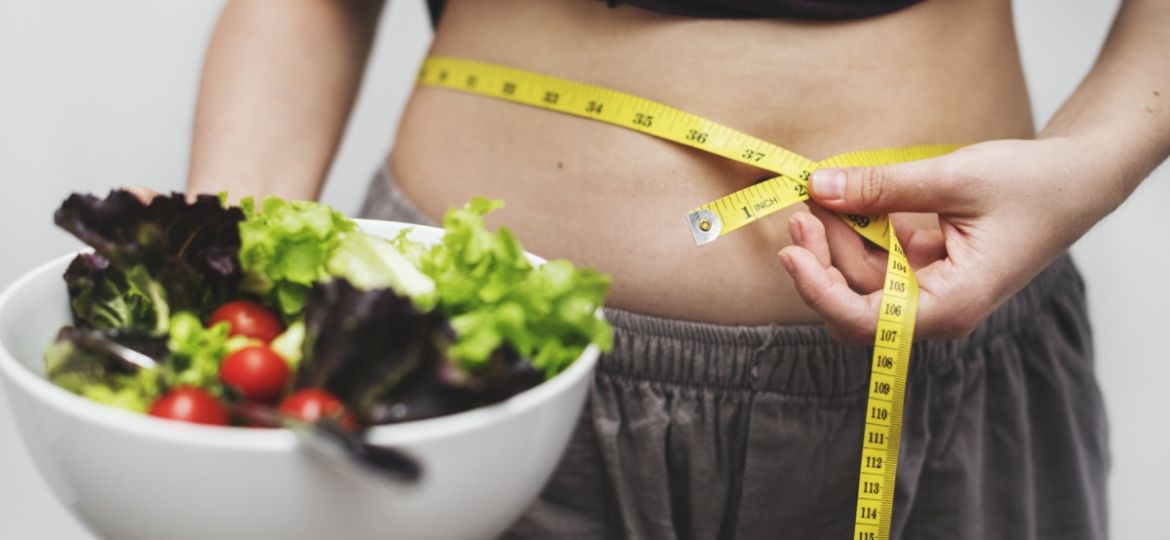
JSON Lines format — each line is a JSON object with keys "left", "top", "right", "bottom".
{"left": 184, "top": 0, "right": 1169, "bottom": 538}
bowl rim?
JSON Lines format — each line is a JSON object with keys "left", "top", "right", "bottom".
{"left": 0, "top": 220, "right": 600, "bottom": 450}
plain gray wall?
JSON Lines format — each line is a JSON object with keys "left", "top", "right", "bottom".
{"left": 1, "top": 1, "right": 1166, "bottom": 538}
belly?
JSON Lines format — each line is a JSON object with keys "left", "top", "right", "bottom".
{"left": 389, "top": 0, "right": 1033, "bottom": 325}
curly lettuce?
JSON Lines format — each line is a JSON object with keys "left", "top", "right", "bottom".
{"left": 423, "top": 198, "right": 612, "bottom": 377}
{"left": 165, "top": 312, "right": 239, "bottom": 394}
{"left": 237, "top": 196, "right": 357, "bottom": 315}
{"left": 54, "top": 190, "right": 245, "bottom": 323}
{"left": 44, "top": 312, "right": 259, "bottom": 409}
{"left": 295, "top": 279, "right": 543, "bottom": 425}
{"left": 44, "top": 328, "right": 167, "bottom": 412}
{"left": 64, "top": 253, "right": 169, "bottom": 335}
{"left": 238, "top": 195, "right": 440, "bottom": 314}
{"left": 47, "top": 189, "right": 612, "bottom": 423}
{"left": 327, "top": 232, "right": 436, "bottom": 309}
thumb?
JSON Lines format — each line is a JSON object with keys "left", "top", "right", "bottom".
{"left": 808, "top": 156, "right": 968, "bottom": 214}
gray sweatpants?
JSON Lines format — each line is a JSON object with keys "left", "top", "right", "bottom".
{"left": 360, "top": 166, "right": 1108, "bottom": 540}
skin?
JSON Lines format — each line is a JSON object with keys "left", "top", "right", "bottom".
{"left": 186, "top": 0, "right": 1170, "bottom": 336}
{"left": 780, "top": 0, "right": 1170, "bottom": 341}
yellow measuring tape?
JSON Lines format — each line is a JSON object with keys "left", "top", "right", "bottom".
{"left": 419, "top": 56, "right": 956, "bottom": 540}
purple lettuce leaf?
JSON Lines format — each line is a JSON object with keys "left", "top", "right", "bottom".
{"left": 54, "top": 190, "right": 245, "bottom": 319}
{"left": 295, "top": 279, "right": 542, "bottom": 426}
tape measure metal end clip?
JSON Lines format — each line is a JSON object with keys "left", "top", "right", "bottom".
{"left": 687, "top": 209, "right": 721, "bottom": 246}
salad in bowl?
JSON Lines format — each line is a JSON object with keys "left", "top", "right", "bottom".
{"left": 0, "top": 190, "right": 611, "bottom": 540}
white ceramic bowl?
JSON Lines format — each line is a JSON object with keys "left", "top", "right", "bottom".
{"left": 0, "top": 220, "right": 598, "bottom": 540}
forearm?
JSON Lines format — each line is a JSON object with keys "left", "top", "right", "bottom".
{"left": 1039, "top": 0, "right": 1170, "bottom": 213}
{"left": 187, "top": 0, "right": 385, "bottom": 201}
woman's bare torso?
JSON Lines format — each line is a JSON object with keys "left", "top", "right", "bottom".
{"left": 389, "top": 0, "right": 1032, "bottom": 325}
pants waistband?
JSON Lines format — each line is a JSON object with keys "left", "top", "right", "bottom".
{"left": 361, "top": 162, "right": 1089, "bottom": 397}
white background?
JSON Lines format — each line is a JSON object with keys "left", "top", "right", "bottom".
{"left": 0, "top": 1, "right": 1166, "bottom": 538}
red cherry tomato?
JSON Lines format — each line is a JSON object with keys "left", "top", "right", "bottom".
{"left": 149, "top": 387, "right": 229, "bottom": 426}
{"left": 219, "top": 346, "right": 290, "bottom": 404}
{"left": 279, "top": 389, "right": 355, "bottom": 429}
{"left": 208, "top": 301, "right": 284, "bottom": 342}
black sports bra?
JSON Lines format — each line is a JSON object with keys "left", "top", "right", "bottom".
{"left": 425, "top": 0, "right": 924, "bottom": 24}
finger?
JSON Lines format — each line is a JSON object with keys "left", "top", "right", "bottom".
{"left": 910, "top": 258, "right": 990, "bottom": 341}
{"left": 809, "top": 155, "right": 977, "bottom": 216}
{"left": 808, "top": 203, "right": 887, "bottom": 292}
{"left": 781, "top": 216, "right": 853, "bottom": 290}
{"left": 889, "top": 214, "right": 947, "bottom": 268}
{"left": 123, "top": 185, "right": 160, "bottom": 204}
{"left": 788, "top": 212, "right": 832, "bottom": 267}
{"left": 778, "top": 246, "right": 882, "bottom": 344}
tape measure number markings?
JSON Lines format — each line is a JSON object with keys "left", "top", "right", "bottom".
{"left": 854, "top": 235, "right": 917, "bottom": 540}
{"left": 419, "top": 56, "right": 950, "bottom": 540}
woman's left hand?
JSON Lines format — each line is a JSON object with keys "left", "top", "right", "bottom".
{"left": 778, "top": 137, "right": 1123, "bottom": 344}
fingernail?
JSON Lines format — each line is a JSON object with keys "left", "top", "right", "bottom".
{"left": 811, "top": 169, "right": 846, "bottom": 201}
{"left": 778, "top": 251, "right": 795, "bottom": 273}
{"left": 788, "top": 216, "right": 804, "bottom": 244}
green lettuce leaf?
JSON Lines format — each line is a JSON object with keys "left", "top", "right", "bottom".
{"left": 389, "top": 228, "right": 429, "bottom": 267}
{"left": 237, "top": 196, "right": 356, "bottom": 315}
{"left": 165, "top": 312, "right": 231, "bottom": 394}
{"left": 327, "top": 232, "right": 436, "bottom": 310}
{"left": 424, "top": 198, "right": 612, "bottom": 377}
{"left": 44, "top": 313, "right": 243, "bottom": 410}
{"left": 270, "top": 320, "right": 306, "bottom": 369}
{"left": 44, "top": 328, "right": 167, "bottom": 413}
{"left": 239, "top": 196, "right": 441, "bottom": 314}
{"left": 64, "top": 254, "right": 170, "bottom": 335}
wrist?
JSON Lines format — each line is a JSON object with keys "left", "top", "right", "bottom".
{"left": 1035, "top": 130, "right": 1137, "bottom": 220}
{"left": 1040, "top": 101, "right": 1169, "bottom": 209}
